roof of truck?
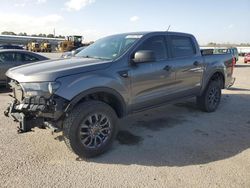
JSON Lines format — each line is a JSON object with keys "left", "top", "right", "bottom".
{"left": 111, "top": 31, "right": 194, "bottom": 37}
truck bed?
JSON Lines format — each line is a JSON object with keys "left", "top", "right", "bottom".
{"left": 202, "top": 53, "right": 235, "bottom": 88}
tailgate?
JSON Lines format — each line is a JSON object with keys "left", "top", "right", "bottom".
{"left": 224, "top": 55, "right": 236, "bottom": 87}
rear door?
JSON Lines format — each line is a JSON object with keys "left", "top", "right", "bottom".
{"left": 130, "top": 35, "right": 177, "bottom": 110}
{"left": 168, "top": 35, "right": 204, "bottom": 94}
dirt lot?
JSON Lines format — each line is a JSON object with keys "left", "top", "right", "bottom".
{"left": 0, "top": 57, "right": 250, "bottom": 188}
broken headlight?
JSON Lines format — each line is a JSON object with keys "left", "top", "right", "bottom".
{"left": 21, "top": 82, "right": 61, "bottom": 98}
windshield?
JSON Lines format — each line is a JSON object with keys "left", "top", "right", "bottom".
{"left": 75, "top": 47, "right": 86, "bottom": 54}
{"left": 76, "top": 34, "right": 142, "bottom": 60}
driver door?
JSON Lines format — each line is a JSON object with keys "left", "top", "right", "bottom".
{"left": 130, "top": 35, "right": 177, "bottom": 111}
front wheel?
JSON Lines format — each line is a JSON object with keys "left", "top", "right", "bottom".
{"left": 196, "top": 80, "right": 221, "bottom": 112}
{"left": 63, "top": 101, "right": 118, "bottom": 158}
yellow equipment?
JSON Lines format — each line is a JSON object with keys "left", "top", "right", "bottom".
{"left": 58, "top": 36, "right": 83, "bottom": 52}
{"left": 27, "top": 41, "right": 40, "bottom": 52}
{"left": 40, "top": 41, "right": 52, "bottom": 52}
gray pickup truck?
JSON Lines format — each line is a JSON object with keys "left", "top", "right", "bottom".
{"left": 4, "top": 32, "right": 235, "bottom": 158}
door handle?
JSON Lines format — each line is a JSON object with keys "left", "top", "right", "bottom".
{"left": 193, "top": 61, "right": 200, "bottom": 66}
{"left": 118, "top": 70, "right": 129, "bottom": 78}
{"left": 163, "top": 65, "right": 171, "bottom": 71}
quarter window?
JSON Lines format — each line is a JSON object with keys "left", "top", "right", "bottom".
{"left": 170, "top": 36, "right": 196, "bottom": 58}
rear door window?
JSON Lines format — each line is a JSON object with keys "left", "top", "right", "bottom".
{"left": 14, "top": 53, "right": 23, "bottom": 62}
{"left": 170, "top": 36, "right": 196, "bottom": 58}
{"left": 22, "top": 54, "right": 39, "bottom": 62}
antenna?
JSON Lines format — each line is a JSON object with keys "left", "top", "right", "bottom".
{"left": 166, "top": 25, "right": 171, "bottom": 32}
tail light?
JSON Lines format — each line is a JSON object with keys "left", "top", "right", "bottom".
{"left": 232, "top": 57, "right": 236, "bottom": 66}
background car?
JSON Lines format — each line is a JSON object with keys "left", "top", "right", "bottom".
{"left": 61, "top": 46, "right": 86, "bottom": 58}
{"left": 244, "top": 53, "right": 250, "bottom": 64}
{"left": 214, "top": 47, "right": 239, "bottom": 62}
{"left": 0, "top": 44, "right": 24, "bottom": 50}
{"left": 0, "top": 49, "right": 48, "bottom": 86}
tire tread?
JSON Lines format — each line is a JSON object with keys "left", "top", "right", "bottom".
{"left": 63, "top": 100, "right": 118, "bottom": 158}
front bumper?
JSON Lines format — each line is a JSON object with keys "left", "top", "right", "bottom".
{"left": 4, "top": 103, "right": 41, "bottom": 133}
{"left": 4, "top": 95, "right": 69, "bottom": 133}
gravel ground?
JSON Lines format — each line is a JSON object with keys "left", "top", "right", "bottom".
{"left": 0, "top": 57, "right": 250, "bottom": 188}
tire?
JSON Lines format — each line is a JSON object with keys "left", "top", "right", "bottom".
{"left": 245, "top": 61, "right": 247, "bottom": 64}
{"left": 63, "top": 100, "right": 118, "bottom": 158}
{"left": 196, "top": 80, "right": 221, "bottom": 112}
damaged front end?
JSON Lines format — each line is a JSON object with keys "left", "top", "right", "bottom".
{"left": 4, "top": 80, "right": 69, "bottom": 133}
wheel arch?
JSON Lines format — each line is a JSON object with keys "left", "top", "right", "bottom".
{"left": 200, "top": 70, "right": 225, "bottom": 94}
{"left": 65, "top": 87, "right": 127, "bottom": 118}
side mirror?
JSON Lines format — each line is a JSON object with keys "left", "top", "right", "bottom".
{"left": 133, "top": 50, "right": 156, "bottom": 63}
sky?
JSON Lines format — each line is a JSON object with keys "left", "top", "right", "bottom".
{"left": 0, "top": 0, "right": 249, "bottom": 45}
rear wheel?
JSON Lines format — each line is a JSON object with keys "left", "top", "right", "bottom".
{"left": 63, "top": 101, "right": 118, "bottom": 158}
{"left": 197, "top": 80, "right": 221, "bottom": 112}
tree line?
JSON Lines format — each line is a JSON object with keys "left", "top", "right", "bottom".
{"left": 206, "top": 42, "right": 250, "bottom": 47}
{"left": 1, "top": 31, "right": 249, "bottom": 46}
{"left": 1, "top": 31, "right": 65, "bottom": 38}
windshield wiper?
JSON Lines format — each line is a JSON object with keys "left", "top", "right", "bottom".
{"left": 81, "top": 55, "right": 111, "bottom": 60}
{"left": 81, "top": 55, "right": 91, "bottom": 58}
{"left": 92, "top": 56, "right": 112, "bottom": 60}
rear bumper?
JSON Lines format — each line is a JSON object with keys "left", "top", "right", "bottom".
{"left": 227, "top": 77, "right": 236, "bottom": 88}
